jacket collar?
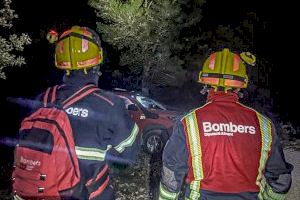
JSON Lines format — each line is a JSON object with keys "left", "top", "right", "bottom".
{"left": 206, "top": 89, "right": 239, "bottom": 103}
{"left": 63, "top": 70, "right": 99, "bottom": 88}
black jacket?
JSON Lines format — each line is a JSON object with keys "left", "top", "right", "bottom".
{"left": 39, "top": 71, "right": 140, "bottom": 199}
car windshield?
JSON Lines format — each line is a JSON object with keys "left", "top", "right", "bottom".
{"left": 135, "top": 95, "right": 166, "bottom": 110}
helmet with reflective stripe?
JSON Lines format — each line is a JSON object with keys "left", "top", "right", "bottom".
{"left": 198, "top": 48, "right": 255, "bottom": 90}
{"left": 55, "top": 26, "right": 103, "bottom": 71}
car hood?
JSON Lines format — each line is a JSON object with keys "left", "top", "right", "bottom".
{"left": 148, "top": 109, "right": 179, "bottom": 117}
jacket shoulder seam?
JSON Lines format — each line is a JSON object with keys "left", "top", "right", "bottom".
{"left": 180, "top": 102, "right": 212, "bottom": 122}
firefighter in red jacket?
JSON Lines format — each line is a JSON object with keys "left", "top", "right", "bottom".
{"left": 159, "top": 48, "right": 293, "bottom": 200}
{"left": 14, "top": 26, "right": 139, "bottom": 200}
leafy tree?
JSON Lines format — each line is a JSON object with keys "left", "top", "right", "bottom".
{"left": 89, "top": 0, "right": 206, "bottom": 90}
{"left": 89, "top": 0, "right": 269, "bottom": 93}
{"left": 0, "top": 0, "right": 31, "bottom": 79}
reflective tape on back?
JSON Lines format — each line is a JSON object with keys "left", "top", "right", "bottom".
{"left": 256, "top": 113, "right": 272, "bottom": 187}
{"left": 184, "top": 111, "right": 203, "bottom": 199}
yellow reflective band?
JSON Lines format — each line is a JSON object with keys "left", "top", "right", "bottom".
{"left": 159, "top": 183, "right": 178, "bottom": 200}
{"left": 75, "top": 146, "right": 106, "bottom": 161}
{"left": 258, "top": 178, "right": 287, "bottom": 200}
{"left": 185, "top": 111, "right": 203, "bottom": 199}
{"left": 236, "top": 103, "right": 273, "bottom": 194}
{"left": 14, "top": 195, "right": 25, "bottom": 200}
{"left": 115, "top": 123, "right": 139, "bottom": 153}
{"left": 256, "top": 113, "right": 272, "bottom": 188}
{"left": 189, "top": 183, "right": 201, "bottom": 199}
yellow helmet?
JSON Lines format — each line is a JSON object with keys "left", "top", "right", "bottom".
{"left": 198, "top": 48, "right": 256, "bottom": 90}
{"left": 54, "top": 26, "right": 103, "bottom": 72}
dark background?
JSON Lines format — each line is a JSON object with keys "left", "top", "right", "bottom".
{"left": 13, "top": 0, "right": 300, "bottom": 121}
{"left": 0, "top": 0, "right": 298, "bottom": 133}
{"left": 0, "top": 0, "right": 298, "bottom": 192}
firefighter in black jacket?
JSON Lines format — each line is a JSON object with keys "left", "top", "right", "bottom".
{"left": 43, "top": 26, "right": 139, "bottom": 199}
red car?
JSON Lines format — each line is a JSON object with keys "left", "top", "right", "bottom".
{"left": 112, "top": 88, "right": 179, "bottom": 154}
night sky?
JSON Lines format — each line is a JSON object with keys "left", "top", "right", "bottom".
{"left": 0, "top": 0, "right": 298, "bottom": 125}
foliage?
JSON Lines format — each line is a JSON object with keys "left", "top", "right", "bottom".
{"left": 89, "top": 1, "right": 268, "bottom": 91}
{"left": 89, "top": 0, "right": 206, "bottom": 89}
{"left": 0, "top": 0, "right": 31, "bottom": 79}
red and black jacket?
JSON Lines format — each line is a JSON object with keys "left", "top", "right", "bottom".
{"left": 160, "top": 90, "right": 293, "bottom": 200}
{"left": 35, "top": 71, "right": 140, "bottom": 200}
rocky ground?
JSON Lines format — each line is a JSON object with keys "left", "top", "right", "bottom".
{"left": 111, "top": 152, "right": 152, "bottom": 200}
{"left": 1, "top": 141, "right": 299, "bottom": 200}
{"left": 283, "top": 140, "right": 300, "bottom": 200}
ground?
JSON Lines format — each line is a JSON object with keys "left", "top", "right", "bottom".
{"left": 113, "top": 142, "right": 300, "bottom": 200}
{"left": 0, "top": 141, "right": 299, "bottom": 199}
{"left": 284, "top": 140, "right": 300, "bottom": 200}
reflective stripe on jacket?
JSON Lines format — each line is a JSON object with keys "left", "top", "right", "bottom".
{"left": 160, "top": 91, "right": 293, "bottom": 200}
{"left": 35, "top": 73, "right": 140, "bottom": 200}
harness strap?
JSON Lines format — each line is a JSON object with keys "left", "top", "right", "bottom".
{"left": 43, "top": 84, "right": 99, "bottom": 108}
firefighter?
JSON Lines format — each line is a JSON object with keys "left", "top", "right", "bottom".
{"left": 27, "top": 26, "right": 139, "bottom": 200}
{"left": 159, "top": 48, "right": 293, "bottom": 200}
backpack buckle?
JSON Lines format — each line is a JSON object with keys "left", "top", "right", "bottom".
{"left": 40, "top": 174, "right": 46, "bottom": 181}
{"left": 38, "top": 187, "right": 44, "bottom": 193}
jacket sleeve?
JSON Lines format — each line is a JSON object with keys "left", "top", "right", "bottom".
{"left": 105, "top": 97, "right": 140, "bottom": 165}
{"left": 159, "top": 120, "right": 189, "bottom": 200}
{"left": 260, "top": 123, "right": 293, "bottom": 200}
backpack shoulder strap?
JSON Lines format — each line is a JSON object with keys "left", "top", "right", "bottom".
{"left": 43, "top": 84, "right": 99, "bottom": 108}
{"left": 62, "top": 84, "right": 100, "bottom": 109}
{"left": 43, "top": 85, "right": 60, "bottom": 107}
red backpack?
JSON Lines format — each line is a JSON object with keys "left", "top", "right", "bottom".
{"left": 12, "top": 84, "right": 99, "bottom": 199}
